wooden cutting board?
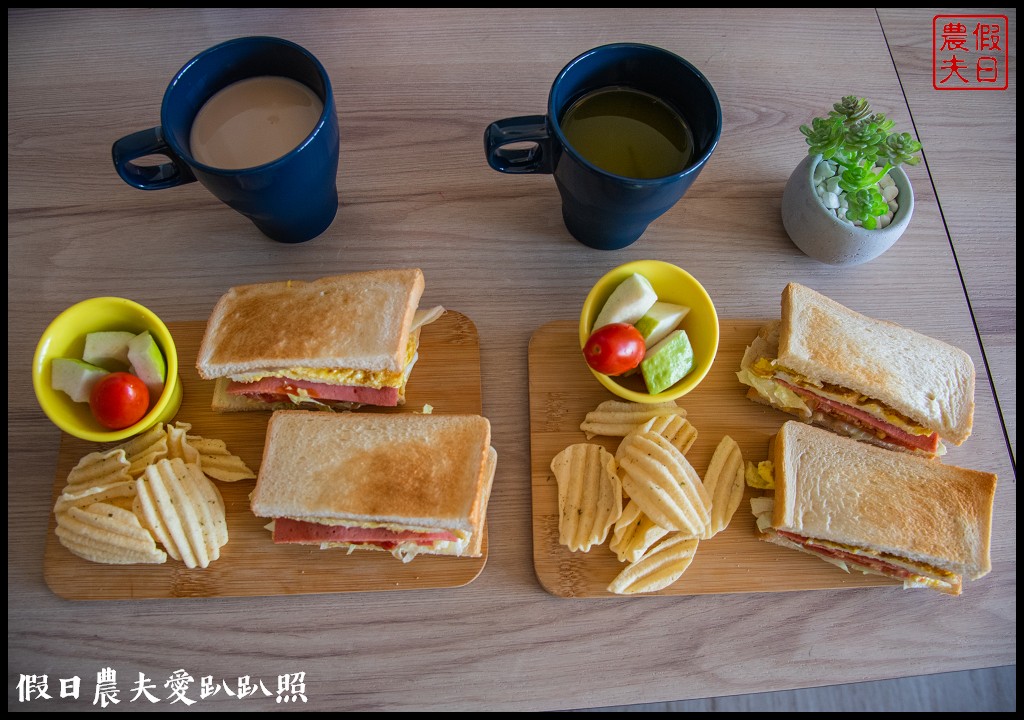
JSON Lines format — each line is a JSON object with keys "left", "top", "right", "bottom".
{"left": 43, "top": 310, "right": 488, "bottom": 600}
{"left": 529, "top": 319, "right": 898, "bottom": 598}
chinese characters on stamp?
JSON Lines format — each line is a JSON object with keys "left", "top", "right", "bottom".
{"left": 933, "top": 14, "right": 1009, "bottom": 90}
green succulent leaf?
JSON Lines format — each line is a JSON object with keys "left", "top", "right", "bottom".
{"left": 878, "top": 132, "right": 923, "bottom": 166}
{"left": 838, "top": 165, "right": 880, "bottom": 192}
{"left": 803, "top": 97, "right": 918, "bottom": 231}
{"left": 842, "top": 119, "right": 888, "bottom": 164}
{"left": 830, "top": 96, "right": 872, "bottom": 123}
{"left": 865, "top": 113, "right": 896, "bottom": 133}
{"left": 844, "top": 187, "right": 890, "bottom": 228}
{"left": 802, "top": 96, "right": 921, "bottom": 173}
{"left": 800, "top": 117, "right": 845, "bottom": 159}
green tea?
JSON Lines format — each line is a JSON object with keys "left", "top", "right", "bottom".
{"left": 560, "top": 86, "right": 694, "bottom": 179}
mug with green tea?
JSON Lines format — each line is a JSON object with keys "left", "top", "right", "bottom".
{"left": 484, "top": 43, "right": 721, "bottom": 250}
{"left": 559, "top": 86, "right": 695, "bottom": 179}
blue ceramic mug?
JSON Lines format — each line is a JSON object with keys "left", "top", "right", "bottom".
{"left": 484, "top": 43, "right": 721, "bottom": 250}
{"left": 112, "top": 36, "right": 339, "bottom": 244}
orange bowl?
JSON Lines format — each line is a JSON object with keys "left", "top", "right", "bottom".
{"left": 579, "top": 260, "right": 719, "bottom": 403}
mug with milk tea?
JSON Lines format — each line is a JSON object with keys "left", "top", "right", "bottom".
{"left": 112, "top": 36, "right": 339, "bottom": 244}
{"left": 484, "top": 43, "right": 722, "bottom": 250}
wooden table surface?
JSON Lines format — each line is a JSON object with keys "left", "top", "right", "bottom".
{"left": 8, "top": 8, "right": 1015, "bottom": 711}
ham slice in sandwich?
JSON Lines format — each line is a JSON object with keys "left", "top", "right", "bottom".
{"left": 736, "top": 282, "right": 975, "bottom": 457}
{"left": 249, "top": 411, "right": 497, "bottom": 563}
{"left": 195, "top": 269, "right": 443, "bottom": 411}
{"left": 751, "top": 421, "right": 996, "bottom": 596}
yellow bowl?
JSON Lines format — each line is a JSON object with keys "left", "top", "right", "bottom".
{"left": 579, "top": 259, "right": 719, "bottom": 403}
{"left": 32, "top": 297, "right": 182, "bottom": 443}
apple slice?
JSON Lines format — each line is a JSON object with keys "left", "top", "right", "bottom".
{"left": 640, "top": 330, "right": 695, "bottom": 394}
{"left": 128, "top": 331, "right": 167, "bottom": 399}
{"left": 51, "top": 358, "right": 109, "bottom": 403}
{"left": 635, "top": 301, "right": 690, "bottom": 348}
{"left": 83, "top": 330, "right": 135, "bottom": 368}
{"left": 592, "top": 273, "right": 658, "bottom": 331}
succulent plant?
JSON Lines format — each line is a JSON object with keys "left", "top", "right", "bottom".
{"left": 800, "top": 96, "right": 922, "bottom": 229}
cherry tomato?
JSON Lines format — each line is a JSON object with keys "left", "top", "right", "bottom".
{"left": 89, "top": 372, "right": 150, "bottom": 430}
{"left": 583, "top": 323, "right": 646, "bottom": 376}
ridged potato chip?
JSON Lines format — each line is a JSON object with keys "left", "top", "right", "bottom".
{"left": 135, "top": 459, "right": 187, "bottom": 563}
{"left": 186, "top": 435, "right": 256, "bottom": 482}
{"left": 166, "top": 422, "right": 200, "bottom": 465}
{"left": 55, "top": 423, "right": 245, "bottom": 567}
{"left": 551, "top": 443, "right": 622, "bottom": 552}
{"left": 617, "top": 414, "right": 698, "bottom": 467}
{"left": 119, "top": 423, "right": 171, "bottom": 478}
{"left": 54, "top": 481, "right": 137, "bottom": 515}
{"left": 55, "top": 502, "right": 167, "bottom": 565}
{"left": 607, "top": 534, "right": 700, "bottom": 595}
{"left": 135, "top": 458, "right": 228, "bottom": 568}
{"left": 64, "top": 448, "right": 132, "bottom": 491}
{"left": 700, "top": 435, "right": 745, "bottom": 539}
{"left": 162, "top": 421, "right": 255, "bottom": 482}
{"left": 179, "top": 460, "right": 229, "bottom": 552}
{"left": 580, "top": 400, "right": 686, "bottom": 439}
{"left": 617, "top": 431, "right": 710, "bottom": 536}
{"left": 635, "top": 414, "right": 698, "bottom": 456}
{"left": 609, "top": 500, "right": 670, "bottom": 564}
{"left": 159, "top": 460, "right": 213, "bottom": 568}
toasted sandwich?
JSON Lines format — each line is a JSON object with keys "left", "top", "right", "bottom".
{"left": 196, "top": 269, "right": 443, "bottom": 411}
{"left": 750, "top": 421, "right": 996, "bottom": 596}
{"left": 250, "top": 411, "right": 496, "bottom": 563}
{"left": 737, "top": 282, "right": 975, "bottom": 456}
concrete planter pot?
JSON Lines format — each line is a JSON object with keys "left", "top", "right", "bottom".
{"left": 781, "top": 154, "right": 914, "bottom": 266}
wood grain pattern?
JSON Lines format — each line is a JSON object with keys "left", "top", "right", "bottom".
{"left": 8, "top": 8, "right": 1016, "bottom": 712}
{"left": 43, "top": 311, "right": 488, "bottom": 600}
{"left": 877, "top": 9, "right": 1017, "bottom": 462}
{"left": 530, "top": 319, "right": 898, "bottom": 597}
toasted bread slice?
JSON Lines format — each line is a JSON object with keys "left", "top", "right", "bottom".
{"left": 777, "top": 282, "right": 975, "bottom": 445}
{"left": 250, "top": 412, "right": 493, "bottom": 553}
{"left": 770, "top": 421, "right": 996, "bottom": 584}
{"left": 196, "top": 269, "right": 425, "bottom": 379}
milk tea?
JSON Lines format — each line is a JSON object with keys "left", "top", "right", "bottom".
{"left": 189, "top": 76, "right": 324, "bottom": 169}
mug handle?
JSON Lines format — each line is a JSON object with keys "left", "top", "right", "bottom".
{"left": 484, "top": 115, "right": 554, "bottom": 174}
{"left": 111, "top": 128, "right": 197, "bottom": 190}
